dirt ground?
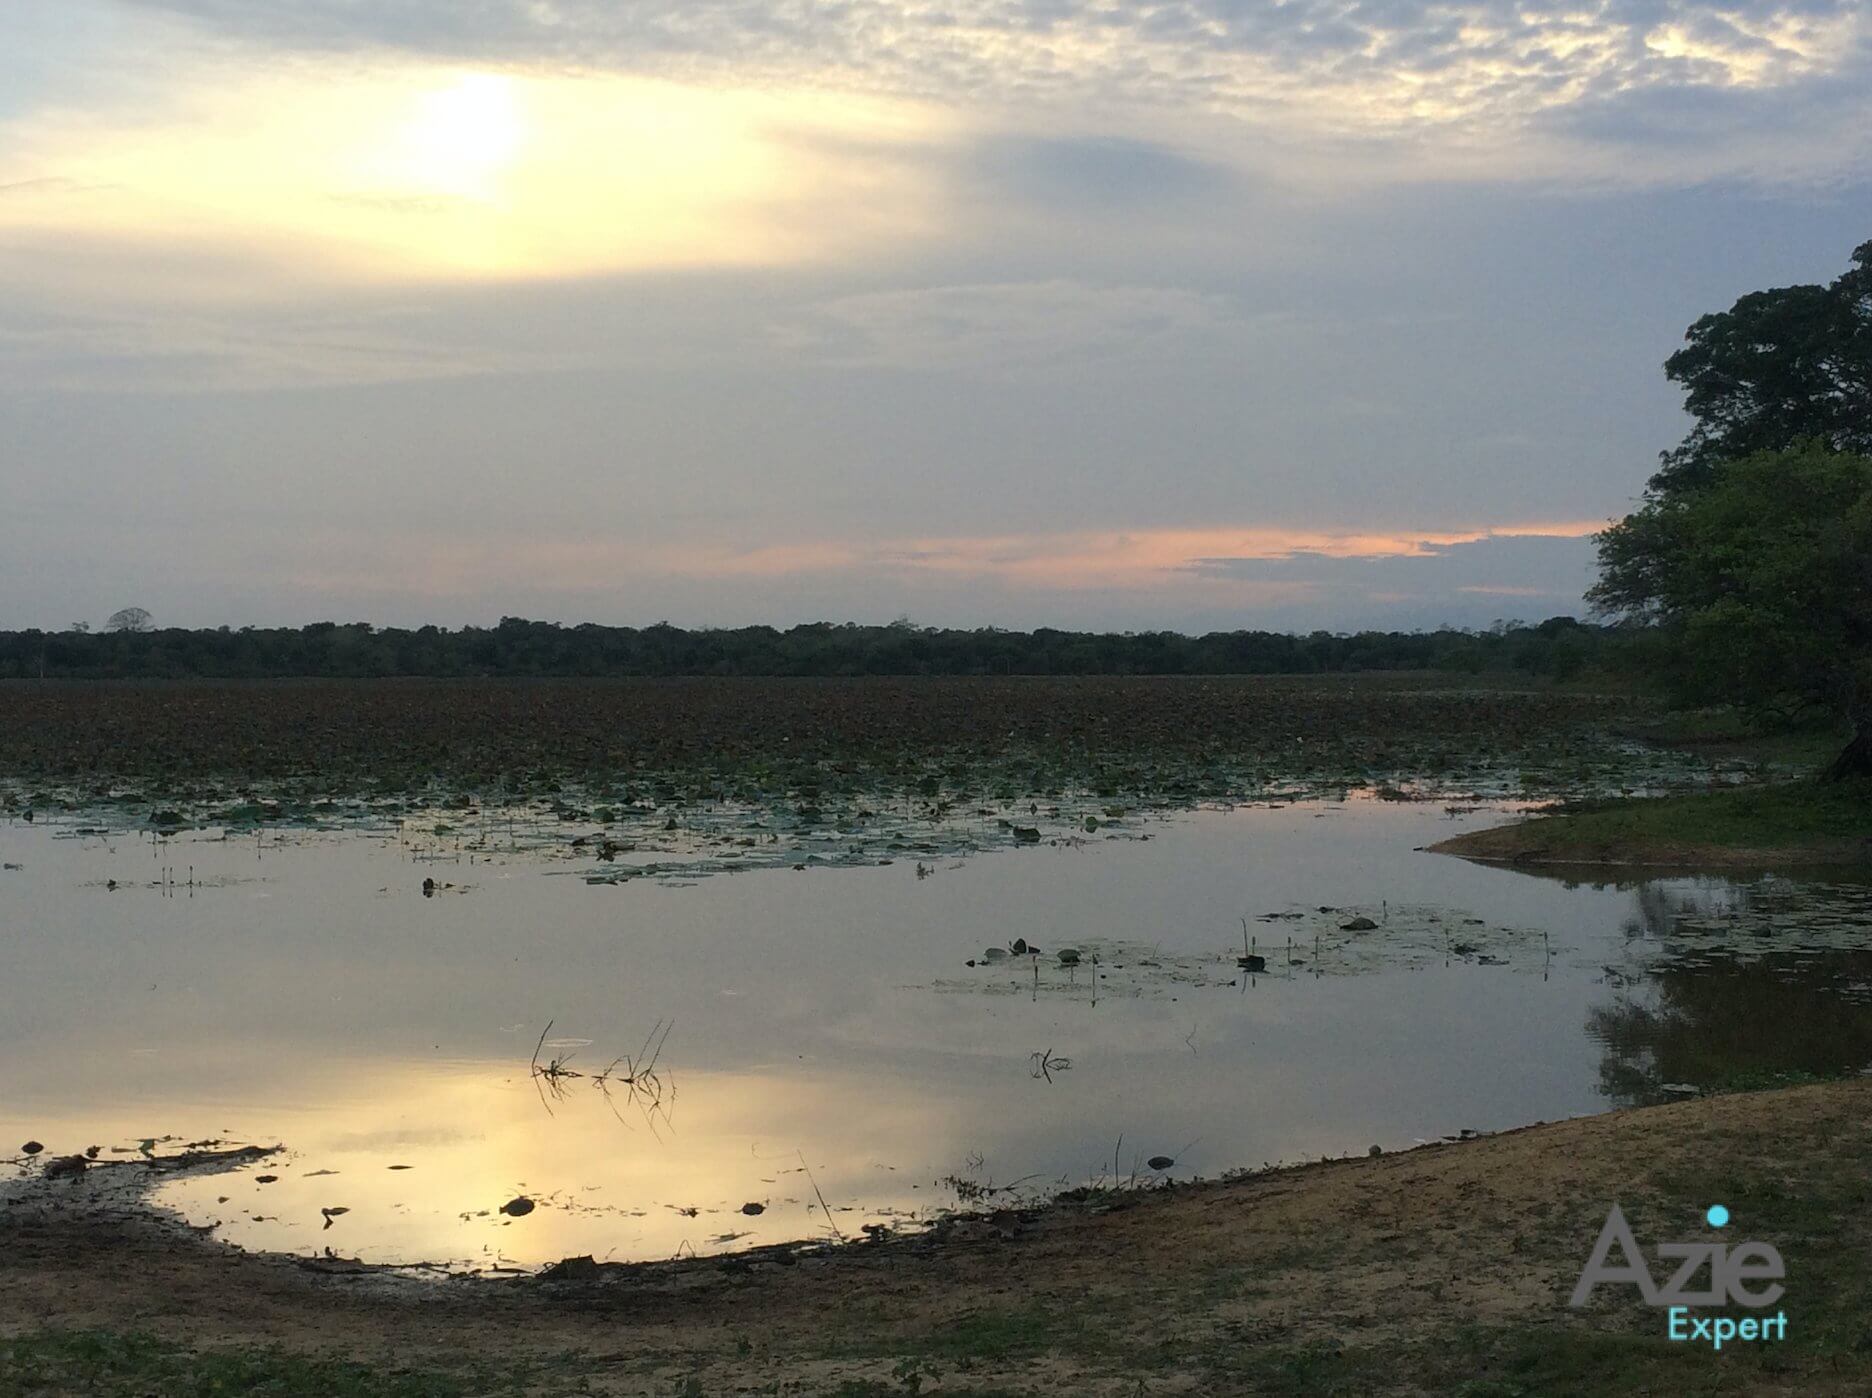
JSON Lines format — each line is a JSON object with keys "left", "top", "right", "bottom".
{"left": 7, "top": 1081, "right": 1872, "bottom": 1395}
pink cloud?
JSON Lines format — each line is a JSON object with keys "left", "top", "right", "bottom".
{"left": 275, "top": 519, "right": 1604, "bottom": 600}
{"left": 703, "top": 520, "right": 1606, "bottom": 590}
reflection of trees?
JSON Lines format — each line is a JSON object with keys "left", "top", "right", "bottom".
{"left": 1589, "top": 951, "right": 1872, "bottom": 1107}
{"left": 1591, "top": 875, "right": 1872, "bottom": 1105}
{"left": 1618, "top": 877, "right": 1848, "bottom": 944}
{"left": 1624, "top": 882, "right": 1690, "bottom": 941}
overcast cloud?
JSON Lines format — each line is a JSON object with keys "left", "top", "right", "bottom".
{"left": 2, "top": 0, "right": 1869, "bottom": 632}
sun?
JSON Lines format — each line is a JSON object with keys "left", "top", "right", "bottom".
{"left": 397, "top": 73, "right": 523, "bottom": 199}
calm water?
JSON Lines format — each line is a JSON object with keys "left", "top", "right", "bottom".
{"left": 3, "top": 800, "right": 1869, "bottom": 1271}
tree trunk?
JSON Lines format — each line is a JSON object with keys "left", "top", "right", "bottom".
{"left": 1823, "top": 713, "right": 1872, "bottom": 781}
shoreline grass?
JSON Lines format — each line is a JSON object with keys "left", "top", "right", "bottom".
{"left": 1432, "top": 777, "right": 1872, "bottom": 869}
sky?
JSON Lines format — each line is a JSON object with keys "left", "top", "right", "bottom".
{"left": 3, "top": 0, "right": 1870, "bottom": 634}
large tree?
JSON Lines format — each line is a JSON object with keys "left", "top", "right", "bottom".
{"left": 1592, "top": 445, "right": 1872, "bottom": 779}
{"left": 1652, "top": 240, "right": 1872, "bottom": 495}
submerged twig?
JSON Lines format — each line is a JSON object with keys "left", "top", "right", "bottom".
{"left": 1028, "top": 1047, "right": 1072, "bottom": 1082}
{"left": 533, "top": 1017, "right": 676, "bottom": 1136}
{"left": 798, "top": 1150, "right": 844, "bottom": 1243}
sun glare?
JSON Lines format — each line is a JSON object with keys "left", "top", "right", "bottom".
{"left": 0, "top": 62, "right": 943, "bottom": 282}
{"left": 391, "top": 73, "right": 524, "bottom": 200}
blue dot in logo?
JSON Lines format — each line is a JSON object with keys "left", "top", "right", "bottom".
{"left": 1706, "top": 1204, "right": 1730, "bottom": 1228}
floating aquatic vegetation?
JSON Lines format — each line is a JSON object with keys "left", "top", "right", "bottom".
{"left": 1244, "top": 903, "right": 1569, "bottom": 974}
{"left": 932, "top": 904, "right": 1563, "bottom": 1000}
{"left": 0, "top": 679, "right": 1759, "bottom": 879}
{"left": 80, "top": 868, "right": 267, "bottom": 895}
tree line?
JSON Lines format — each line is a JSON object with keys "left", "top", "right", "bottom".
{"left": 0, "top": 616, "right": 1621, "bottom": 681}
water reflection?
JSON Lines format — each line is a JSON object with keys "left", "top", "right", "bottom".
{"left": 2, "top": 801, "right": 1868, "bottom": 1268}
{"left": 529, "top": 1018, "right": 676, "bottom": 1138}
{"left": 20, "top": 1061, "right": 963, "bottom": 1268}
{"left": 1589, "top": 878, "right": 1872, "bottom": 1107}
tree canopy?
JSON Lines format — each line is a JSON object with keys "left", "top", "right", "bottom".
{"left": 1592, "top": 445, "right": 1872, "bottom": 778}
{"left": 1652, "top": 240, "right": 1872, "bottom": 495}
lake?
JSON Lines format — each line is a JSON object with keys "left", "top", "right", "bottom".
{"left": 4, "top": 798, "right": 1869, "bottom": 1272}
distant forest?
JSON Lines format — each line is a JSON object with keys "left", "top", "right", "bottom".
{"left": 1, "top": 616, "right": 1624, "bottom": 680}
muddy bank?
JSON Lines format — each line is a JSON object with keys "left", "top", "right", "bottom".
{"left": 7, "top": 1082, "right": 1872, "bottom": 1394}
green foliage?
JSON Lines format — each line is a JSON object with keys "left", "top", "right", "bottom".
{"left": 1599, "top": 237, "right": 1872, "bottom": 772}
{"left": 1593, "top": 445, "right": 1872, "bottom": 769}
{"left": 1654, "top": 238, "right": 1872, "bottom": 494}
{"left": 0, "top": 1330, "right": 472, "bottom": 1397}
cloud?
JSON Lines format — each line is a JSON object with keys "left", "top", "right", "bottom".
{"left": 0, "top": 515, "right": 1596, "bottom": 632}
{"left": 106, "top": 0, "right": 1872, "bottom": 181}
{"left": 0, "top": 57, "right": 954, "bottom": 287}
{"left": 769, "top": 280, "right": 1261, "bottom": 370}
{"left": 0, "top": 302, "right": 554, "bottom": 393}
{"left": 1179, "top": 531, "right": 1603, "bottom": 625}
{"left": 960, "top": 135, "right": 1234, "bottom": 208}
{"left": 624, "top": 519, "right": 1606, "bottom": 592}
{"left": 3, "top": 2, "right": 1865, "bottom": 635}
{"left": 0, "top": 176, "right": 115, "bottom": 196}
